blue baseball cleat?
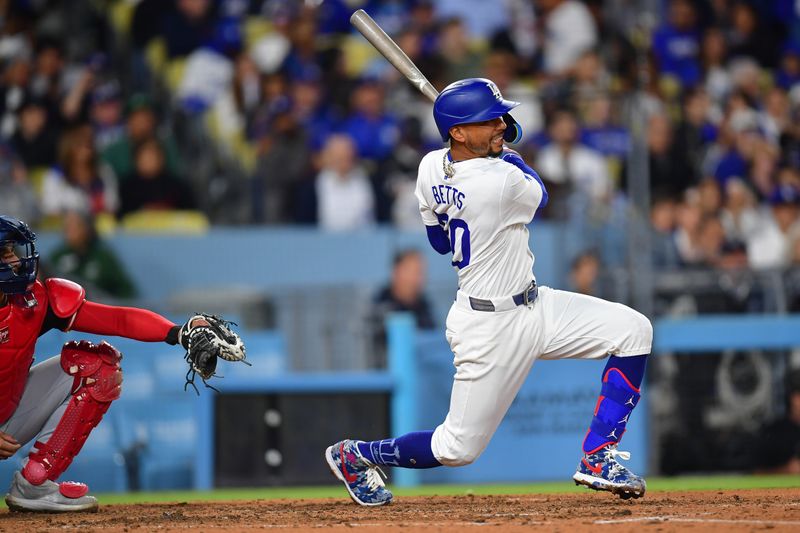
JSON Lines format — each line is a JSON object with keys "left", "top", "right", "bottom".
{"left": 325, "top": 440, "right": 393, "bottom": 507}
{"left": 573, "top": 445, "right": 646, "bottom": 500}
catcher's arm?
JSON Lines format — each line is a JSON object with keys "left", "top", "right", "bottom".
{"left": 177, "top": 313, "right": 249, "bottom": 394}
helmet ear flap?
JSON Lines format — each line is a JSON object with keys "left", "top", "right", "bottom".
{"left": 503, "top": 114, "right": 523, "bottom": 144}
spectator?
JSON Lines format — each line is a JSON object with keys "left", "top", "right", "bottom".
{"left": 211, "top": 51, "right": 260, "bottom": 146}
{"left": 756, "top": 369, "right": 800, "bottom": 474}
{"left": 536, "top": 0, "right": 598, "bottom": 77}
{"left": 47, "top": 209, "right": 137, "bottom": 300}
{"left": 579, "top": 94, "right": 629, "bottom": 170}
{"left": 436, "top": 0, "right": 511, "bottom": 40}
{"left": 118, "top": 137, "right": 195, "bottom": 218}
{"left": 41, "top": 124, "right": 118, "bottom": 217}
{"left": 10, "top": 94, "right": 58, "bottom": 168}
{"left": 536, "top": 109, "right": 611, "bottom": 214}
{"left": 727, "top": 1, "right": 779, "bottom": 68}
{"left": 758, "top": 87, "right": 791, "bottom": 146}
{"left": 775, "top": 43, "right": 800, "bottom": 91}
{"left": 0, "top": 48, "right": 32, "bottom": 139}
{"left": 251, "top": 98, "right": 312, "bottom": 224}
{"left": 674, "top": 88, "right": 718, "bottom": 179}
{"left": 89, "top": 80, "right": 125, "bottom": 151}
{"left": 290, "top": 74, "right": 339, "bottom": 151}
{"left": 315, "top": 134, "right": 375, "bottom": 231}
{"left": 720, "top": 177, "right": 761, "bottom": 246}
{"left": 701, "top": 27, "right": 733, "bottom": 104}
{"left": 0, "top": 143, "right": 38, "bottom": 224}
{"left": 101, "top": 94, "right": 181, "bottom": 182}
{"left": 383, "top": 117, "right": 425, "bottom": 229}
{"left": 568, "top": 250, "right": 602, "bottom": 296}
{"left": 652, "top": 0, "right": 702, "bottom": 89}
{"left": 650, "top": 194, "right": 681, "bottom": 269}
{"left": 161, "top": 0, "right": 217, "bottom": 59}
{"left": 628, "top": 111, "right": 698, "bottom": 199}
{"left": 747, "top": 182, "right": 800, "bottom": 269}
{"left": 370, "top": 248, "right": 435, "bottom": 367}
{"left": 674, "top": 188, "right": 704, "bottom": 265}
{"left": 436, "top": 17, "right": 483, "bottom": 83}
{"left": 340, "top": 79, "right": 400, "bottom": 164}
{"left": 482, "top": 49, "right": 544, "bottom": 137}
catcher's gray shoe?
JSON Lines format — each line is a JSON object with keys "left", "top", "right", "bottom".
{"left": 5, "top": 471, "right": 98, "bottom": 513}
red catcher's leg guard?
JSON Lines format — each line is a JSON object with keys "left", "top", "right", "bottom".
{"left": 22, "top": 340, "right": 123, "bottom": 485}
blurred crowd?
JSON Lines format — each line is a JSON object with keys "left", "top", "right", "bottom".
{"left": 1, "top": 0, "right": 800, "bottom": 274}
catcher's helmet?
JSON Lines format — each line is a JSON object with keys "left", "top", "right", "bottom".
{"left": 433, "top": 78, "right": 520, "bottom": 142}
{"left": 0, "top": 215, "right": 39, "bottom": 295}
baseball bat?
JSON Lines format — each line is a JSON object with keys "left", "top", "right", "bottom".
{"left": 350, "top": 9, "right": 439, "bottom": 101}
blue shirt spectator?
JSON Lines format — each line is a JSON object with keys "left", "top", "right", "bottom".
{"left": 340, "top": 80, "right": 399, "bottom": 162}
{"left": 652, "top": 0, "right": 702, "bottom": 87}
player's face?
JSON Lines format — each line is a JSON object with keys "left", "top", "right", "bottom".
{"left": 453, "top": 117, "right": 506, "bottom": 158}
{"left": 0, "top": 243, "right": 21, "bottom": 273}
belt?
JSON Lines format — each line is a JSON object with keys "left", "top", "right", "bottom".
{"left": 457, "top": 281, "right": 538, "bottom": 312}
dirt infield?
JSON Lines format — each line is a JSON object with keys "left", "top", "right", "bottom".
{"left": 1, "top": 488, "right": 799, "bottom": 532}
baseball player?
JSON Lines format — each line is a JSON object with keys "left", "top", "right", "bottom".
{"left": 326, "top": 78, "right": 652, "bottom": 505}
{"left": 0, "top": 215, "right": 245, "bottom": 512}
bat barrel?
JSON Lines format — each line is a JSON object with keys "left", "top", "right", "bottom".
{"left": 350, "top": 9, "right": 439, "bottom": 101}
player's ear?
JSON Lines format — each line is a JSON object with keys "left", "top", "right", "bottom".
{"left": 450, "top": 126, "right": 466, "bottom": 143}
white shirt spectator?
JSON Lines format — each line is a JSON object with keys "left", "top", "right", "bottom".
{"left": 536, "top": 143, "right": 611, "bottom": 203}
{"left": 543, "top": 0, "right": 598, "bottom": 75}
{"left": 40, "top": 164, "right": 118, "bottom": 216}
{"left": 316, "top": 168, "right": 375, "bottom": 231}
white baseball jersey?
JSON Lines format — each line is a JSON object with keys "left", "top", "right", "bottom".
{"left": 415, "top": 148, "right": 653, "bottom": 468}
{"left": 415, "top": 148, "right": 544, "bottom": 299}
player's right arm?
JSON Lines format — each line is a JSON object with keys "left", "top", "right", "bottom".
{"left": 0, "top": 430, "right": 20, "bottom": 459}
{"left": 415, "top": 155, "right": 451, "bottom": 255}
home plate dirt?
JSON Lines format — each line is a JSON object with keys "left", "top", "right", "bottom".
{"left": 1, "top": 488, "right": 798, "bottom": 532}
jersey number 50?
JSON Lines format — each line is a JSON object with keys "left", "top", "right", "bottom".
{"left": 437, "top": 214, "right": 471, "bottom": 268}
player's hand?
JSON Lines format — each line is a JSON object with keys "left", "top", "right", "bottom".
{"left": 0, "top": 430, "right": 20, "bottom": 459}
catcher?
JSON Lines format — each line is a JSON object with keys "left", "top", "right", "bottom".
{"left": 0, "top": 215, "right": 247, "bottom": 512}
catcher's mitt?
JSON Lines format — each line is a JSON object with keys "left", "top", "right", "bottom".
{"left": 179, "top": 313, "right": 248, "bottom": 393}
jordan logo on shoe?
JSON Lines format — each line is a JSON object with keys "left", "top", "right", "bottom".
{"left": 625, "top": 396, "right": 636, "bottom": 407}
{"left": 606, "top": 428, "right": 618, "bottom": 439}
{"left": 619, "top": 414, "right": 629, "bottom": 424}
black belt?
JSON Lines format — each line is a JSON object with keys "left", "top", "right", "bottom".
{"left": 468, "top": 282, "right": 538, "bottom": 312}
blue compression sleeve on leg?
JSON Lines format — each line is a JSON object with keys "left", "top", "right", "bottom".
{"left": 357, "top": 430, "right": 441, "bottom": 468}
{"left": 583, "top": 354, "right": 648, "bottom": 454}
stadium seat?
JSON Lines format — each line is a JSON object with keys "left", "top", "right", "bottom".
{"left": 120, "top": 210, "right": 210, "bottom": 234}
{"left": 244, "top": 17, "right": 273, "bottom": 49}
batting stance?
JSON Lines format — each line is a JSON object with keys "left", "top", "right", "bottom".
{"left": 0, "top": 215, "right": 245, "bottom": 512}
{"left": 326, "top": 78, "right": 652, "bottom": 505}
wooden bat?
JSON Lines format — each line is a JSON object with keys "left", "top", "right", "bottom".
{"left": 350, "top": 9, "right": 439, "bottom": 101}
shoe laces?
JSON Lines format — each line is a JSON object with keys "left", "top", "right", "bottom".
{"left": 603, "top": 446, "right": 632, "bottom": 478}
{"left": 364, "top": 465, "right": 388, "bottom": 492}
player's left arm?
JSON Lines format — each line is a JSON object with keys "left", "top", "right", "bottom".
{"left": 500, "top": 148, "right": 548, "bottom": 208}
{"left": 43, "top": 277, "right": 180, "bottom": 343}
{"left": 500, "top": 166, "right": 545, "bottom": 224}
{"left": 70, "top": 300, "right": 181, "bottom": 344}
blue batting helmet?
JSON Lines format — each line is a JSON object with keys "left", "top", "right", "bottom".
{"left": 433, "top": 78, "right": 521, "bottom": 142}
{"left": 0, "top": 215, "right": 39, "bottom": 295}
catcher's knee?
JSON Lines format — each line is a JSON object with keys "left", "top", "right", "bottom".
{"left": 431, "top": 426, "right": 485, "bottom": 467}
{"left": 60, "top": 339, "right": 123, "bottom": 401}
